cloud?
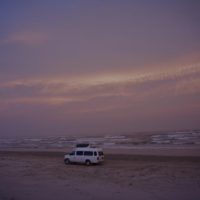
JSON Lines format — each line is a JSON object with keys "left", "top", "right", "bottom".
{"left": 0, "top": 61, "right": 200, "bottom": 116}
{"left": 0, "top": 31, "right": 48, "bottom": 46}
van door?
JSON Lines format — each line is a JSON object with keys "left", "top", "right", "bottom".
{"left": 75, "top": 151, "right": 84, "bottom": 163}
{"left": 98, "top": 151, "right": 104, "bottom": 161}
{"left": 84, "top": 151, "right": 94, "bottom": 163}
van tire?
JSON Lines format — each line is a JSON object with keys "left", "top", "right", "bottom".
{"left": 85, "top": 160, "right": 91, "bottom": 166}
{"left": 64, "top": 158, "right": 70, "bottom": 165}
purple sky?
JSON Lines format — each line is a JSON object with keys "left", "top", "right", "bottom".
{"left": 0, "top": 1, "right": 200, "bottom": 137}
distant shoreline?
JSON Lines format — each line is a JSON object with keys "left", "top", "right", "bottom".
{"left": 1, "top": 146, "right": 200, "bottom": 162}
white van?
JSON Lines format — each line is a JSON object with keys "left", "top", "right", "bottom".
{"left": 64, "top": 146, "right": 104, "bottom": 166}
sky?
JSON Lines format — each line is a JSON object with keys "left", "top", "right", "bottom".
{"left": 0, "top": 0, "right": 200, "bottom": 138}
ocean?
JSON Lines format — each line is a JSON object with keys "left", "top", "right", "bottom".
{"left": 0, "top": 130, "right": 200, "bottom": 150}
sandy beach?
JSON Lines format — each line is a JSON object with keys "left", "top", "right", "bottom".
{"left": 0, "top": 149, "right": 200, "bottom": 200}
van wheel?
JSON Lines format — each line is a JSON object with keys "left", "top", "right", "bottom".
{"left": 85, "top": 160, "right": 91, "bottom": 166}
{"left": 64, "top": 159, "right": 70, "bottom": 165}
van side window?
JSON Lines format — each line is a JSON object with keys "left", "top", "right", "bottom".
{"left": 94, "top": 152, "right": 97, "bottom": 156}
{"left": 84, "top": 151, "right": 93, "bottom": 156}
{"left": 76, "top": 151, "right": 83, "bottom": 156}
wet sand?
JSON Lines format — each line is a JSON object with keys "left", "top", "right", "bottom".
{"left": 0, "top": 150, "right": 200, "bottom": 200}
